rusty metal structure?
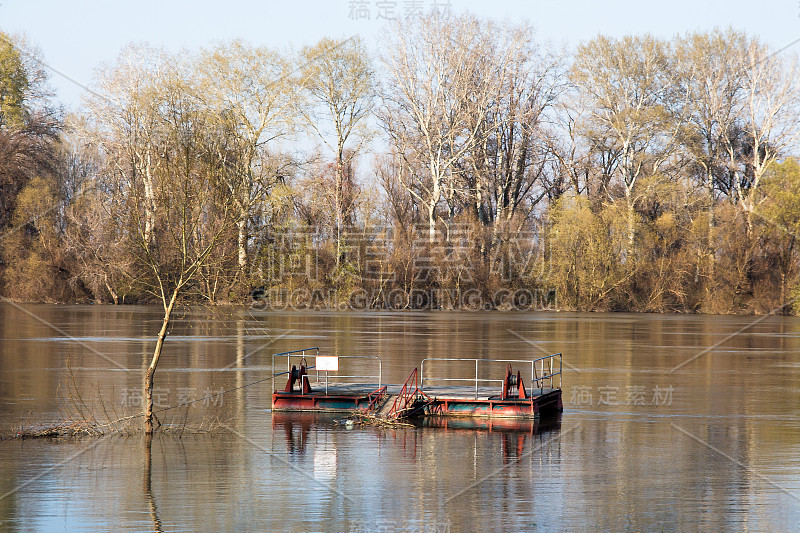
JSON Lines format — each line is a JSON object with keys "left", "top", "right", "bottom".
{"left": 283, "top": 358, "right": 313, "bottom": 395}
{"left": 271, "top": 348, "right": 563, "bottom": 421}
{"left": 271, "top": 348, "right": 387, "bottom": 413}
{"left": 386, "top": 368, "right": 434, "bottom": 419}
{"left": 417, "top": 354, "right": 563, "bottom": 418}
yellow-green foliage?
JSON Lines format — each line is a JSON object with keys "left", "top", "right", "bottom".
{"left": 3, "top": 177, "right": 61, "bottom": 302}
{"left": 760, "top": 158, "right": 800, "bottom": 236}
{"left": 759, "top": 158, "right": 800, "bottom": 313}
{"left": 546, "top": 196, "right": 627, "bottom": 311}
{"left": 0, "top": 33, "right": 28, "bottom": 127}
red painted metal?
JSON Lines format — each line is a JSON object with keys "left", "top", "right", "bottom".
{"left": 501, "top": 363, "right": 527, "bottom": 400}
{"left": 422, "top": 389, "right": 562, "bottom": 419}
{"left": 272, "top": 385, "right": 388, "bottom": 413}
{"left": 387, "top": 368, "right": 433, "bottom": 419}
{"left": 283, "top": 359, "right": 312, "bottom": 394}
{"left": 365, "top": 385, "right": 389, "bottom": 413}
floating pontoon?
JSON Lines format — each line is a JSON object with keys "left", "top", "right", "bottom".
{"left": 271, "top": 348, "right": 563, "bottom": 420}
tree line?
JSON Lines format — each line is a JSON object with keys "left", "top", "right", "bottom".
{"left": 1, "top": 13, "right": 799, "bottom": 314}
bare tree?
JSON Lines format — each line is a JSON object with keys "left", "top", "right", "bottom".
{"left": 299, "top": 36, "right": 375, "bottom": 264}
{"left": 673, "top": 29, "right": 749, "bottom": 274}
{"left": 571, "top": 35, "right": 684, "bottom": 259}
{"left": 734, "top": 41, "right": 800, "bottom": 235}
{"left": 86, "top": 47, "right": 238, "bottom": 433}
{"left": 461, "top": 21, "right": 565, "bottom": 229}
{"left": 85, "top": 45, "right": 168, "bottom": 245}
{"left": 196, "top": 41, "right": 295, "bottom": 273}
{"left": 380, "top": 13, "right": 501, "bottom": 243}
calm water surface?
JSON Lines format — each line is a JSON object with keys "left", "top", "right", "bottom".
{"left": 1, "top": 304, "right": 799, "bottom": 532}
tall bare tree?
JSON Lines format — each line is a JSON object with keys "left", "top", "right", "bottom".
{"left": 571, "top": 35, "right": 683, "bottom": 259}
{"left": 196, "top": 41, "right": 295, "bottom": 274}
{"left": 459, "top": 21, "right": 565, "bottom": 229}
{"left": 85, "top": 45, "right": 168, "bottom": 245}
{"left": 673, "top": 29, "right": 749, "bottom": 274}
{"left": 299, "top": 36, "right": 374, "bottom": 263}
{"left": 380, "top": 13, "right": 501, "bottom": 243}
{"left": 86, "top": 47, "right": 238, "bottom": 433}
{"left": 735, "top": 41, "right": 800, "bottom": 235}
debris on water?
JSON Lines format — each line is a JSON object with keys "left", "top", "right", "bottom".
{"left": 333, "top": 414, "right": 414, "bottom": 429}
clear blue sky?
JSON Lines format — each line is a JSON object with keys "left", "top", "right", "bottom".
{"left": 1, "top": 0, "right": 799, "bottom": 110}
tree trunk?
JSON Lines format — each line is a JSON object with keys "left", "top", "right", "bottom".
{"left": 706, "top": 169, "right": 715, "bottom": 277}
{"left": 143, "top": 149, "right": 156, "bottom": 245}
{"left": 336, "top": 146, "right": 344, "bottom": 267}
{"left": 625, "top": 185, "right": 635, "bottom": 262}
{"left": 745, "top": 207, "right": 754, "bottom": 238}
{"left": 144, "top": 433, "right": 163, "bottom": 532}
{"left": 781, "top": 271, "right": 786, "bottom": 312}
{"left": 237, "top": 213, "right": 248, "bottom": 269}
{"left": 427, "top": 200, "right": 436, "bottom": 244}
{"left": 105, "top": 277, "right": 119, "bottom": 305}
{"left": 428, "top": 173, "right": 441, "bottom": 244}
{"left": 144, "top": 288, "right": 179, "bottom": 434}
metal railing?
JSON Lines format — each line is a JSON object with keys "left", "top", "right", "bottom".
{"left": 420, "top": 353, "right": 562, "bottom": 399}
{"left": 272, "top": 347, "right": 382, "bottom": 392}
{"left": 272, "top": 347, "right": 320, "bottom": 377}
{"left": 530, "top": 353, "right": 562, "bottom": 393}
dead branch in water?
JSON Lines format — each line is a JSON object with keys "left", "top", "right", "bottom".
{"left": 335, "top": 412, "right": 415, "bottom": 429}
{"left": 1, "top": 415, "right": 232, "bottom": 441}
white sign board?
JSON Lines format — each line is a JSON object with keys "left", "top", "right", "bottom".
{"left": 316, "top": 356, "right": 339, "bottom": 371}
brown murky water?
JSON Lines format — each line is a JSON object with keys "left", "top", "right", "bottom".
{"left": 1, "top": 303, "right": 799, "bottom": 531}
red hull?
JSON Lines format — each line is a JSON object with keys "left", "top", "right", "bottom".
{"left": 424, "top": 389, "right": 562, "bottom": 419}
{"left": 272, "top": 387, "right": 386, "bottom": 413}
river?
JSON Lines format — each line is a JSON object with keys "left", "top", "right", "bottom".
{"left": 1, "top": 303, "right": 799, "bottom": 531}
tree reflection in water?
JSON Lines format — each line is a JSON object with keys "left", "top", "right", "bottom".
{"left": 144, "top": 434, "right": 163, "bottom": 533}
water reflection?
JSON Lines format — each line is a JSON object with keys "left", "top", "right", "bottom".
{"left": 412, "top": 414, "right": 560, "bottom": 434}
{"left": 143, "top": 434, "right": 163, "bottom": 533}
{"left": 1, "top": 304, "right": 800, "bottom": 530}
{"left": 412, "top": 415, "right": 562, "bottom": 462}
{"left": 271, "top": 411, "right": 314, "bottom": 457}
